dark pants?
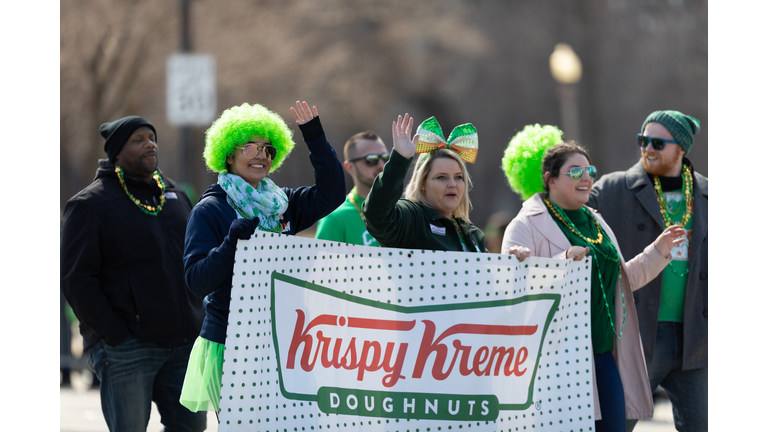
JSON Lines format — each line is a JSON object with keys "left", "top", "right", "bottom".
{"left": 595, "top": 351, "right": 626, "bottom": 432}
{"left": 627, "top": 322, "right": 708, "bottom": 431}
{"left": 88, "top": 336, "right": 207, "bottom": 432}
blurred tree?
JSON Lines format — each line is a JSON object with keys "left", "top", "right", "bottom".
{"left": 61, "top": 0, "right": 707, "bottom": 228}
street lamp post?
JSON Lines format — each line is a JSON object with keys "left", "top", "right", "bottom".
{"left": 549, "top": 43, "right": 582, "bottom": 142}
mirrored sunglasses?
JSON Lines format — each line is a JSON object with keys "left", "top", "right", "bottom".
{"left": 563, "top": 166, "right": 597, "bottom": 182}
{"left": 240, "top": 144, "right": 277, "bottom": 160}
{"left": 350, "top": 152, "right": 390, "bottom": 167}
{"left": 637, "top": 134, "right": 677, "bottom": 151}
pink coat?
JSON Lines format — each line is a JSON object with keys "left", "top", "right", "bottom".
{"left": 501, "top": 193, "right": 671, "bottom": 420}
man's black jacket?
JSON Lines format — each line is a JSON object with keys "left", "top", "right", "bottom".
{"left": 61, "top": 159, "right": 204, "bottom": 351}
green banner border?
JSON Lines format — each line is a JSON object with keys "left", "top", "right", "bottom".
{"left": 269, "top": 270, "right": 561, "bottom": 414}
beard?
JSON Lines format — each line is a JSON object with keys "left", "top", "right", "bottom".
{"left": 354, "top": 167, "right": 383, "bottom": 190}
{"left": 642, "top": 152, "right": 682, "bottom": 177}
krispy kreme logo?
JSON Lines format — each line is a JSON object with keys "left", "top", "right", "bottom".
{"left": 271, "top": 273, "right": 559, "bottom": 421}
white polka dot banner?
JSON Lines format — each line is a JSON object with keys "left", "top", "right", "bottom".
{"left": 219, "top": 233, "right": 595, "bottom": 431}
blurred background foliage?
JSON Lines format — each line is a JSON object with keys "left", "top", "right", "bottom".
{"left": 60, "top": 0, "right": 707, "bottom": 244}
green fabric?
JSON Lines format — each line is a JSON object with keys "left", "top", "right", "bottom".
{"left": 547, "top": 205, "right": 620, "bottom": 354}
{"left": 362, "top": 150, "right": 486, "bottom": 252}
{"left": 180, "top": 336, "right": 225, "bottom": 412}
{"left": 641, "top": 110, "right": 701, "bottom": 153}
{"left": 316, "top": 190, "right": 380, "bottom": 246}
{"left": 218, "top": 172, "right": 287, "bottom": 231}
{"left": 657, "top": 187, "right": 693, "bottom": 323}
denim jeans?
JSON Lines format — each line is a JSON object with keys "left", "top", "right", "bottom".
{"left": 627, "top": 322, "right": 708, "bottom": 432}
{"left": 88, "top": 336, "right": 207, "bottom": 432}
{"left": 594, "top": 352, "right": 626, "bottom": 432}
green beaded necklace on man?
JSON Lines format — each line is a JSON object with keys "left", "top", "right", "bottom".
{"left": 116, "top": 166, "right": 166, "bottom": 216}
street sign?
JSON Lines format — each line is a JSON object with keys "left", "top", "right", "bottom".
{"left": 166, "top": 53, "right": 216, "bottom": 126}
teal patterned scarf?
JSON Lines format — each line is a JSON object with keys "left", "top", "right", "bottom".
{"left": 218, "top": 173, "right": 288, "bottom": 232}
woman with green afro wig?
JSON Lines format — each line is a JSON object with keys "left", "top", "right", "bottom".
{"left": 499, "top": 127, "right": 687, "bottom": 431}
{"left": 179, "top": 101, "right": 345, "bottom": 413}
{"left": 203, "top": 102, "right": 295, "bottom": 174}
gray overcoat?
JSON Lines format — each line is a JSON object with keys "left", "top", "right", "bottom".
{"left": 588, "top": 159, "right": 708, "bottom": 371}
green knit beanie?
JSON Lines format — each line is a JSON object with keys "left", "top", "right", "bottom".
{"left": 640, "top": 110, "right": 701, "bottom": 154}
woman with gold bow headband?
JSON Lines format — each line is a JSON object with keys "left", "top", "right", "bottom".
{"left": 362, "top": 113, "right": 486, "bottom": 252}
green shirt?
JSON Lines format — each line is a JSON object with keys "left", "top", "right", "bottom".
{"left": 316, "top": 188, "right": 380, "bottom": 246}
{"left": 657, "top": 187, "right": 693, "bottom": 323}
{"left": 547, "top": 204, "right": 620, "bottom": 354}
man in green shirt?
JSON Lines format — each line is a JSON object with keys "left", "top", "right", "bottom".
{"left": 588, "top": 111, "right": 707, "bottom": 432}
{"left": 316, "top": 131, "right": 389, "bottom": 246}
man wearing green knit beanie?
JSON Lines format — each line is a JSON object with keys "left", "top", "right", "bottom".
{"left": 588, "top": 110, "right": 708, "bottom": 431}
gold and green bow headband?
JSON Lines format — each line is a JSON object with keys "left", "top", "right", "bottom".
{"left": 415, "top": 117, "right": 478, "bottom": 164}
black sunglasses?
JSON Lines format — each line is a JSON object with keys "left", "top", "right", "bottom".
{"left": 350, "top": 152, "right": 390, "bottom": 167}
{"left": 637, "top": 134, "right": 677, "bottom": 151}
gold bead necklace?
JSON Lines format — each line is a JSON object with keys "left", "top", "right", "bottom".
{"left": 115, "top": 166, "right": 166, "bottom": 216}
{"left": 652, "top": 164, "right": 693, "bottom": 229}
{"left": 348, "top": 187, "right": 365, "bottom": 223}
{"left": 543, "top": 198, "right": 603, "bottom": 244}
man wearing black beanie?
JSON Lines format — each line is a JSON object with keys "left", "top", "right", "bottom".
{"left": 588, "top": 110, "right": 708, "bottom": 432}
{"left": 61, "top": 116, "right": 207, "bottom": 431}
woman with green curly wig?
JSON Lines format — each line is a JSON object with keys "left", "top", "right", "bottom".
{"left": 179, "top": 101, "right": 345, "bottom": 414}
{"left": 499, "top": 127, "right": 686, "bottom": 431}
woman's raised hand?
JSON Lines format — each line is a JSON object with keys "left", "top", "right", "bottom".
{"left": 653, "top": 225, "right": 687, "bottom": 259}
{"left": 290, "top": 100, "right": 318, "bottom": 125}
{"left": 566, "top": 245, "right": 591, "bottom": 261}
{"left": 508, "top": 245, "right": 531, "bottom": 262}
{"left": 392, "top": 113, "right": 419, "bottom": 159}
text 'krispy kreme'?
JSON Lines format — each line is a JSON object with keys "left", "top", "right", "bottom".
{"left": 285, "top": 310, "right": 537, "bottom": 387}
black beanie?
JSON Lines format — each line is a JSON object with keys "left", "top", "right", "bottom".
{"left": 100, "top": 116, "right": 157, "bottom": 162}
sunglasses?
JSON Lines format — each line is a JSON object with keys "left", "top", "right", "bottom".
{"left": 637, "top": 134, "right": 677, "bottom": 151}
{"left": 562, "top": 166, "right": 597, "bottom": 182}
{"left": 239, "top": 143, "right": 277, "bottom": 160}
{"left": 350, "top": 152, "right": 390, "bottom": 167}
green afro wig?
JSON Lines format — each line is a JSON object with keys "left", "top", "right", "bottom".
{"left": 501, "top": 124, "right": 564, "bottom": 200}
{"left": 203, "top": 103, "right": 295, "bottom": 173}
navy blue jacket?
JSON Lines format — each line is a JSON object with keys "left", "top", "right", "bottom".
{"left": 183, "top": 117, "right": 345, "bottom": 344}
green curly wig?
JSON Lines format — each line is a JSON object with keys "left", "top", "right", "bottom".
{"left": 501, "top": 124, "right": 564, "bottom": 200}
{"left": 203, "top": 103, "right": 295, "bottom": 173}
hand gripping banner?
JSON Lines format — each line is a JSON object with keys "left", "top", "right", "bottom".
{"left": 219, "top": 233, "right": 596, "bottom": 431}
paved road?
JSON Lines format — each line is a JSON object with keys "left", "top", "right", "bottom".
{"left": 60, "top": 371, "right": 676, "bottom": 431}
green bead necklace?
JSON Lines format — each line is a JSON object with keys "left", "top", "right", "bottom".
{"left": 451, "top": 216, "right": 472, "bottom": 250}
{"left": 116, "top": 166, "right": 166, "bottom": 216}
{"left": 546, "top": 198, "right": 626, "bottom": 339}
{"left": 348, "top": 187, "right": 365, "bottom": 223}
{"left": 651, "top": 164, "right": 693, "bottom": 278}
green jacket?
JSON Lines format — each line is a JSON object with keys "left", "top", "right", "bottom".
{"left": 362, "top": 150, "right": 486, "bottom": 252}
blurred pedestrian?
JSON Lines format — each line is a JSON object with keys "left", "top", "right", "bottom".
{"left": 60, "top": 116, "right": 206, "bottom": 431}
{"left": 179, "top": 101, "right": 345, "bottom": 414}
{"left": 588, "top": 110, "right": 708, "bottom": 432}
{"left": 363, "top": 114, "right": 486, "bottom": 252}
{"left": 60, "top": 292, "right": 72, "bottom": 387}
{"left": 316, "top": 130, "right": 389, "bottom": 246}
{"left": 483, "top": 210, "right": 514, "bottom": 254}
{"left": 500, "top": 127, "right": 685, "bottom": 431}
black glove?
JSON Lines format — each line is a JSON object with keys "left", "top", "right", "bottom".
{"left": 224, "top": 217, "right": 260, "bottom": 247}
